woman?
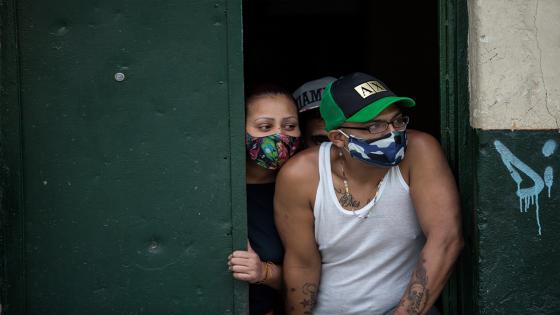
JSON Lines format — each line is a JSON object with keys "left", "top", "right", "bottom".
{"left": 227, "top": 85, "right": 301, "bottom": 314}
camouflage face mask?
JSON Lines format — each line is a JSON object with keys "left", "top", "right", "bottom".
{"left": 339, "top": 130, "right": 407, "bottom": 168}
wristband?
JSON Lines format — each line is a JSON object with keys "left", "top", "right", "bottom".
{"left": 256, "top": 261, "right": 273, "bottom": 284}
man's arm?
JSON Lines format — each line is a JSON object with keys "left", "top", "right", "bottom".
{"left": 274, "top": 156, "right": 321, "bottom": 314}
{"left": 393, "top": 132, "right": 464, "bottom": 315}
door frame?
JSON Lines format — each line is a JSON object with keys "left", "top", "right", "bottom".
{"left": 1, "top": 0, "right": 26, "bottom": 312}
{"left": 226, "top": 0, "right": 248, "bottom": 314}
{"left": 438, "top": 0, "right": 477, "bottom": 314}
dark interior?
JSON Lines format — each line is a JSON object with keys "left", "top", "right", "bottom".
{"left": 243, "top": 0, "right": 443, "bottom": 310}
{"left": 243, "top": 0, "right": 439, "bottom": 138}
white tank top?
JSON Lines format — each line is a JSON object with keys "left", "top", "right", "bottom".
{"left": 313, "top": 142, "right": 425, "bottom": 315}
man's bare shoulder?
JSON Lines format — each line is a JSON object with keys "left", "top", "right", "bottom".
{"left": 399, "top": 130, "right": 445, "bottom": 176}
{"left": 277, "top": 145, "right": 321, "bottom": 184}
{"left": 406, "top": 129, "right": 443, "bottom": 157}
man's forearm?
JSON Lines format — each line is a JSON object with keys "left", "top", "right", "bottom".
{"left": 284, "top": 266, "right": 320, "bottom": 314}
{"left": 393, "top": 234, "right": 463, "bottom": 315}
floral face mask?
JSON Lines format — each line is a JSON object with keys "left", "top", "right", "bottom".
{"left": 246, "top": 133, "right": 301, "bottom": 170}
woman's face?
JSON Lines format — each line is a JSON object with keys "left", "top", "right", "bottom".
{"left": 246, "top": 94, "right": 301, "bottom": 137}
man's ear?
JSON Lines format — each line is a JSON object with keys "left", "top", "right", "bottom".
{"left": 328, "top": 129, "right": 347, "bottom": 150}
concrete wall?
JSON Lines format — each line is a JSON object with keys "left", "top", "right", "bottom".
{"left": 469, "top": 0, "right": 560, "bottom": 130}
{"left": 468, "top": 1, "right": 560, "bottom": 314}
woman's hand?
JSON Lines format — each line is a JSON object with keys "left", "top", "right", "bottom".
{"left": 228, "top": 242, "right": 265, "bottom": 283}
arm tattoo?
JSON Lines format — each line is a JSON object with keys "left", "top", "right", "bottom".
{"left": 402, "top": 256, "right": 429, "bottom": 315}
{"left": 297, "top": 283, "right": 317, "bottom": 314}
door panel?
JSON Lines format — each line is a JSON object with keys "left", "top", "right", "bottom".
{"left": 2, "top": 0, "right": 245, "bottom": 313}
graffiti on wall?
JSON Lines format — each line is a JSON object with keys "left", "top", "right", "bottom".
{"left": 494, "top": 139, "right": 556, "bottom": 235}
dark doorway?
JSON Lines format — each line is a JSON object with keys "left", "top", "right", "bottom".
{"left": 242, "top": 0, "right": 444, "bottom": 312}
{"left": 243, "top": 0, "right": 439, "bottom": 137}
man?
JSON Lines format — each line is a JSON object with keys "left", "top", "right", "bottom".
{"left": 275, "top": 72, "right": 463, "bottom": 315}
{"left": 293, "top": 76, "right": 336, "bottom": 148}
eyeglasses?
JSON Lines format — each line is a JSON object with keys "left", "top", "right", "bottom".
{"left": 340, "top": 115, "right": 409, "bottom": 134}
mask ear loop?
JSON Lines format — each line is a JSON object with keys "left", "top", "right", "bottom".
{"left": 337, "top": 129, "right": 350, "bottom": 138}
{"left": 337, "top": 129, "right": 352, "bottom": 154}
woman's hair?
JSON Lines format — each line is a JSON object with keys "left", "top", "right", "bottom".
{"left": 245, "top": 83, "right": 297, "bottom": 112}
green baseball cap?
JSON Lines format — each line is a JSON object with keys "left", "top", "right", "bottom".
{"left": 320, "top": 72, "right": 416, "bottom": 131}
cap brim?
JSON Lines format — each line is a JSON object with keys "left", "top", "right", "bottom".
{"left": 346, "top": 96, "right": 415, "bottom": 123}
{"left": 299, "top": 103, "right": 320, "bottom": 113}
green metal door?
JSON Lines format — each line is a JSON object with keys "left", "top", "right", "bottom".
{"left": 0, "top": 0, "right": 246, "bottom": 314}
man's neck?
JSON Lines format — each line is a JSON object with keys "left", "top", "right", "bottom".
{"left": 335, "top": 148, "right": 388, "bottom": 184}
{"left": 246, "top": 159, "right": 276, "bottom": 184}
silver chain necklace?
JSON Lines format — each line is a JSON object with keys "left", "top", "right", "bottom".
{"left": 338, "top": 151, "right": 385, "bottom": 219}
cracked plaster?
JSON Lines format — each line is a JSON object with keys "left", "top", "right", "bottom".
{"left": 469, "top": 0, "right": 560, "bottom": 130}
